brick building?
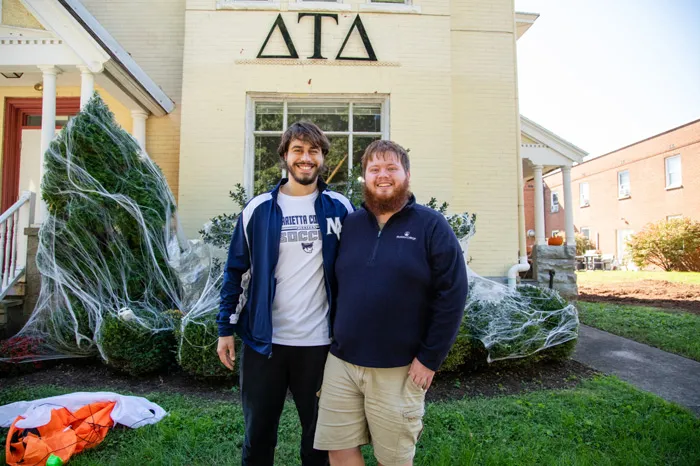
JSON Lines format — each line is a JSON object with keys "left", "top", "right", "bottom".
{"left": 0, "top": 0, "right": 586, "bottom": 310}
{"left": 531, "top": 119, "right": 700, "bottom": 267}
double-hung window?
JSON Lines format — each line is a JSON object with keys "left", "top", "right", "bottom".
{"left": 550, "top": 191, "right": 560, "bottom": 213}
{"left": 249, "top": 98, "right": 387, "bottom": 195}
{"left": 665, "top": 155, "right": 682, "bottom": 189}
{"left": 618, "top": 170, "right": 630, "bottom": 198}
{"left": 579, "top": 182, "right": 590, "bottom": 207}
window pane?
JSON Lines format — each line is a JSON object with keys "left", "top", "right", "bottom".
{"left": 256, "top": 102, "right": 283, "bottom": 131}
{"left": 353, "top": 104, "right": 382, "bottom": 132}
{"left": 26, "top": 115, "right": 71, "bottom": 128}
{"left": 353, "top": 135, "right": 382, "bottom": 169}
{"left": 325, "top": 136, "right": 349, "bottom": 192}
{"left": 255, "top": 136, "right": 282, "bottom": 195}
{"left": 288, "top": 102, "right": 349, "bottom": 132}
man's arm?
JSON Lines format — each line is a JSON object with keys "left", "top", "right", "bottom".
{"left": 216, "top": 212, "right": 251, "bottom": 337}
{"left": 415, "top": 215, "right": 469, "bottom": 372}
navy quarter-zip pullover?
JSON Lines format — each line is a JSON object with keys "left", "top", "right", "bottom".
{"left": 330, "top": 195, "right": 469, "bottom": 372}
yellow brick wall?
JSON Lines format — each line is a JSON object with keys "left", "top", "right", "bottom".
{"left": 79, "top": 0, "right": 186, "bottom": 198}
{"left": 1, "top": 0, "right": 44, "bottom": 29}
{"left": 178, "top": 0, "right": 520, "bottom": 277}
{"left": 0, "top": 86, "right": 132, "bottom": 200}
{"left": 451, "top": 0, "right": 519, "bottom": 276}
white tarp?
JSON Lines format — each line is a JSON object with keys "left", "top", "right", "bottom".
{"left": 0, "top": 392, "right": 167, "bottom": 429}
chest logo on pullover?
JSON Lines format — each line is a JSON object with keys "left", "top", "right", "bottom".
{"left": 326, "top": 217, "right": 342, "bottom": 239}
{"left": 397, "top": 231, "right": 417, "bottom": 240}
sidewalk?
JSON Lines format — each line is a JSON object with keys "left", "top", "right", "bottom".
{"left": 573, "top": 324, "right": 700, "bottom": 416}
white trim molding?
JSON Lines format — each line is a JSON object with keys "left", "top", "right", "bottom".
{"left": 288, "top": 1, "right": 351, "bottom": 12}
{"left": 360, "top": 2, "right": 421, "bottom": 14}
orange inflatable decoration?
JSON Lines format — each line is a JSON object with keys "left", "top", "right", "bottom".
{"left": 6, "top": 401, "right": 116, "bottom": 466}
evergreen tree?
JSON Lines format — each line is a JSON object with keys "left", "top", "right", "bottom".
{"left": 35, "top": 93, "right": 178, "bottom": 372}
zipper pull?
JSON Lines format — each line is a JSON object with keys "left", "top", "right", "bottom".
{"left": 377, "top": 230, "right": 382, "bottom": 238}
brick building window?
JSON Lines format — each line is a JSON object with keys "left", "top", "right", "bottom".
{"left": 249, "top": 98, "right": 387, "bottom": 195}
{"left": 550, "top": 191, "right": 559, "bottom": 212}
{"left": 579, "top": 182, "right": 590, "bottom": 207}
{"left": 618, "top": 170, "right": 630, "bottom": 198}
{"left": 665, "top": 155, "right": 682, "bottom": 189}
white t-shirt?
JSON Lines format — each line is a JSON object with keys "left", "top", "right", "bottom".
{"left": 271, "top": 190, "right": 330, "bottom": 346}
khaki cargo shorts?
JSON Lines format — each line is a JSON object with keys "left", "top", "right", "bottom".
{"left": 314, "top": 353, "right": 426, "bottom": 466}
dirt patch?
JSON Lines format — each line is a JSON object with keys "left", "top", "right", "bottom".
{"left": 1, "top": 358, "right": 597, "bottom": 403}
{"left": 578, "top": 280, "right": 700, "bottom": 314}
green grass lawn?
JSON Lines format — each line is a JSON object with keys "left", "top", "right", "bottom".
{"left": 2, "top": 377, "right": 698, "bottom": 466}
{"left": 577, "top": 302, "right": 700, "bottom": 361}
{"left": 576, "top": 270, "right": 700, "bottom": 286}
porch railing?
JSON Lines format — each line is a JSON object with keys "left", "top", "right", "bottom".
{"left": 0, "top": 191, "right": 36, "bottom": 300}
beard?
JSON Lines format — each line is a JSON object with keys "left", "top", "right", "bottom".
{"left": 363, "top": 178, "right": 411, "bottom": 216}
{"left": 286, "top": 160, "right": 322, "bottom": 186}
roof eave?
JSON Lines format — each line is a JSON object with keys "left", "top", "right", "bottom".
{"left": 58, "top": 0, "right": 175, "bottom": 116}
{"left": 520, "top": 115, "right": 588, "bottom": 163}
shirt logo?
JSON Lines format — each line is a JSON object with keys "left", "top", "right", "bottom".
{"left": 302, "top": 242, "right": 314, "bottom": 254}
{"left": 326, "top": 217, "right": 342, "bottom": 239}
{"left": 397, "top": 231, "right": 416, "bottom": 241}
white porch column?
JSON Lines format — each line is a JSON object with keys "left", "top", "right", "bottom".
{"left": 37, "top": 65, "right": 58, "bottom": 224}
{"left": 131, "top": 109, "right": 148, "bottom": 151}
{"left": 78, "top": 65, "right": 95, "bottom": 109}
{"left": 533, "top": 164, "right": 546, "bottom": 245}
{"left": 562, "top": 165, "right": 575, "bottom": 247}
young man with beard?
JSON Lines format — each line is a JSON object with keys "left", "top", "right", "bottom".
{"left": 314, "top": 140, "right": 468, "bottom": 466}
{"left": 217, "top": 121, "right": 353, "bottom": 466}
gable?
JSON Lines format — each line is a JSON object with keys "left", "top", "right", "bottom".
{"left": 1, "top": 0, "right": 44, "bottom": 30}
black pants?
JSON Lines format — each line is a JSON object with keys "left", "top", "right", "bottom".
{"left": 240, "top": 343, "right": 330, "bottom": 466}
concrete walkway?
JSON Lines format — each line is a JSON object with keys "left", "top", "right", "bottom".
{"left": 573, "top": 324, "right": 700, "bottom": 416}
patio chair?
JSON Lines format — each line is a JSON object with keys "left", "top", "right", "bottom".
{"left": 600, "top": 254, "right": 615, "bottom": 271}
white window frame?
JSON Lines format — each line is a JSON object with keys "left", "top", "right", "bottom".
{"left": 552, "top": 230, "right": 560, "bottom": 238}
{"left": 361, "top": 0, "right": 421, "bottom": 14}
{"left": 550, "top": 191, "right": 560, "bottom": 213}
{"left": 245, "top": 94, "right": 390, "bottom": 196}
{"left": 217, "top": 0, "right": 281, "bottom": 11}
{"left": 579, "top": 182, "right": 590, "bottom": 207}
{"left": 288, "top": 0, "right": 351, "bottom": 11}
{"left": 665, "top": 154, "right": 682, "bottom": 189}
{"left": 617, "top": 170, "right": 630, "bottom": 199}
{"left": 580, "top": 227, "right": 591, "bottom": 239}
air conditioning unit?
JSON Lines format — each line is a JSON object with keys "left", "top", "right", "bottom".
{"left": 551, "top": 205, "right": 560, "bottom": 213}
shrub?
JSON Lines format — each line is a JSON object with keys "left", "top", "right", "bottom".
{"left": 0, "top": 336, "right": 44, "bottom": 376}
{"left": 175, "top": 309, "right": 240, "bottom": 380}
{"left": 99, "top": 312, "right": 176, "bottom": 376}
{"left": 627, "top": 217, "right": 700, "bottom": 271}
{"left": 575, "top": 233, "right": 596, "bottom": 256}
{"left": 440, "top": 285, "right": 577, "bottom": 373}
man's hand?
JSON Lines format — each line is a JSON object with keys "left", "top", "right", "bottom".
{"left": 217, "top": 336, "right": 236, "bottom": 371}
{"left": 408, "top": 357, "right": 435, "bottom": 391}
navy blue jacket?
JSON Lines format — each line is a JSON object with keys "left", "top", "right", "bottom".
{"left": 217, "top": 179, "right": 353, "bottom": 356}
{"left": 330, "top": 195, "right": 468, "bottom": 371}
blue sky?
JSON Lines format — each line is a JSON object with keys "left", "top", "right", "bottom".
{"left": 515, "top": 0, "right": 700, "bottom": 158}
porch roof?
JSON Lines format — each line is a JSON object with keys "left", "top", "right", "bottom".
{"left": 1, "top": 0, "right": 174, "bottom": 116}
{"left": 521, "top": 115, "right": 588, "bottom": 179}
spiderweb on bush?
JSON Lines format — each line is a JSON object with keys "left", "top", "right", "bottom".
{"left": 452, "top": 214, "right": 579, "bottom": 364}
{"left": 0, "top": 94, "right": 220, "bottom": 367}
